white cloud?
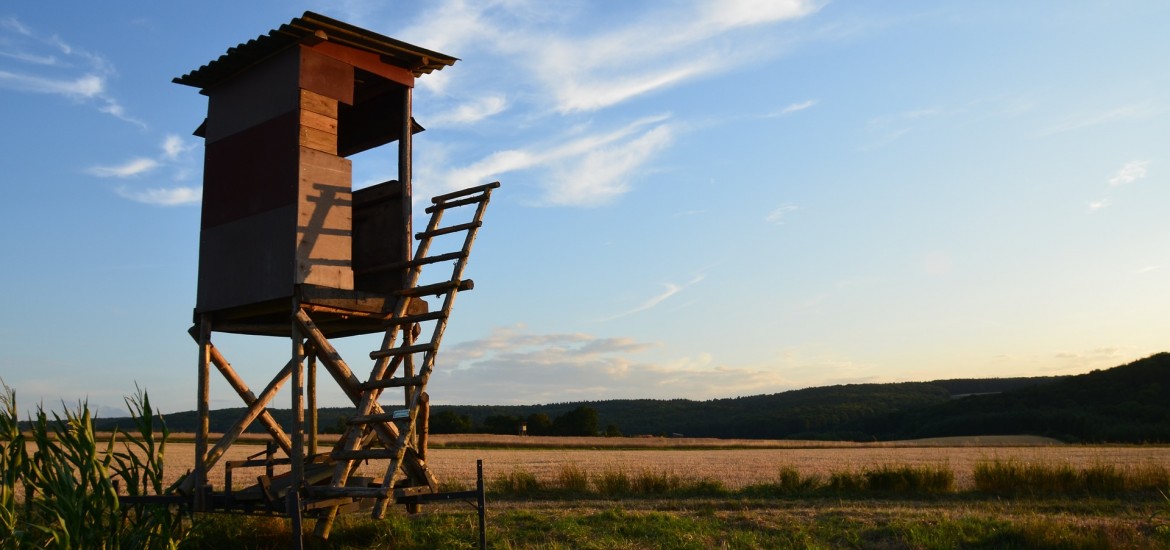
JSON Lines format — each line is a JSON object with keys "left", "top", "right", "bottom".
{"left": 91, "top": 135, "right": 201, "bottom": 205}
{"left": 433, "top": 324, "right": 791, "bottom": 403}
{"left": 86, "top": 158, "right": 159, "bottom": 178}
{"left": 0, "top": 70, "right": 103, "bottom": 98}
{"left": 399, "top": 0, "right": 819, "bottom": 113}
{"left": 543, "top": 123, "right": 674, "bottom": 206}
{"left": 699, "top": 0, "right": 821, "bottom": 31}
{"left": 114, "top": 186, "right": 201, "bottom": 206}
{"left": 766, "top": 203, "right": 800, "bottom": 224}
{"left": 1107, "top": 160, "right": 1149, "bottom": 187}
{"left": 161, "top": 134, "right": 194, "bottom": 161}
{"left": 598, "top": 275, "right": 705, "bottom": 322}
{"left": 548, "top": 59, "right": 719, "bottom": 114}
{"left": 1087, "top": 199, "right": 1110, "bottom": 211}
{"left": 768, "top": 99, "right": 818, "bottom": 117}
{"left": 426, "top": 94, "right": 508, "bottom": 126}
{"left": 1037, "top": 103, "right": 1158, "bottom": 136}
{"left": 418, "top": 115, "right": 675, "bottom": 206}
{"left": 0, "top": 18, "right": 141, "bottom": 126}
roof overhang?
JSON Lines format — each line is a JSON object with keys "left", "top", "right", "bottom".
{"left": 174, "top": 11, "right": 458, "bottom": 90}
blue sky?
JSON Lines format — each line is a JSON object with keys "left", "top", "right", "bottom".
{"left": 1, "top": 1, "right": 1167, "bottom": 415}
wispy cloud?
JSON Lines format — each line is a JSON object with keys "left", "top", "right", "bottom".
{"left": 114, "top": 186, "right": 201, "bottom": 206}
{"left": 1088, "top": 160, "right": 1151, "bottom": 211}
{"left": 86, "top": 158, "right": 159, "bottom": 178}
{"left": 374, "top": 1, "right": 821, "bottom": 207}
{"left": 1107, "top": 160, "right": 1149, "bottom": 187}
{"left": 861, "top": 107, "right": 946, "bottom": 150}
{"left": 767, "top": 99, "right": 818, "bottom": 117}
{"left": 89, "top": 135, "right": 201, "bottom": 205}
{"left": 1087, "top": 199, "right": 1110, "bottom": 211}
{"left": 0, "top": 18, "right": 141, "bottom": 126}
{"left": 418, "top": 115, "right": 675, "bottom": 206}
{"left": 598, "top": 275, "right": 705, "bottom": 322}
{"left": 433, "top": 323, "right": 790, "bottom": 403}
{"left": 1037, "top": 103, "right": 1158, "bottom": 137}
{"left": 536, "top": 1, "right": 819, "bottom": 113}
{"left": 426, "top": 94, "right": 508, "bottom": 126}
{"left": 398, "top": 0, "right": 820, "bottom": 113}
{"left": 766, "top": 203, "right": 800, "bottom": 224}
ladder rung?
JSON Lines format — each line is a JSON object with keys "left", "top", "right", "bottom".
{"left": 430, "top": 181, "right": 500, "bottom": 204}
{"left": 416, "top": 221, "right": 481, "bottom": 240}
{"left": 356, "top": 251, "right": 468, "bottom": 274}
{"left": 410, "top": 251, "right": 468, "bottom": 267}
{"left": 348, "top": 410, "right": 411, "bottom": 425}
{"left": 359, "top": 375, "right": 424, "bottom": 391}
{"left": 383, "top": 311, "right": 445, "bottom": 327}
{"left": 395, "top": 279, "right": 473, "bottom": 297}
{"left": 425, "top": 195, "right": 485, "bottom": 214}
{"left": 331, "top": 448, "right": 398, "bottom": 461}
{"left": 369, "top": 342, "right": 436, "bottom": 360}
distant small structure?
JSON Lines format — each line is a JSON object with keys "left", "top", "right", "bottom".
{"left": 169, "top": 12, "right": 497, "bottom": 543}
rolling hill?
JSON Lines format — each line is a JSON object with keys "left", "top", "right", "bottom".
{"left": 93, "top": 353, "right": 1170, "bottom": 443}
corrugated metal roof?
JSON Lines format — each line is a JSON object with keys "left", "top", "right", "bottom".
{"left": 174, "top": 11, "right": 458, "bottom": 89}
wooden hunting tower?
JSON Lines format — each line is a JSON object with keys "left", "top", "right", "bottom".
{"left": 169, "top": 12, "right": 497, "bottom": 543}
{"left": 177, "top": 12, "right": 454, "bottom": 335}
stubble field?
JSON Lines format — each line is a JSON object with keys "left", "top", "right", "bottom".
{"left": 157, "top": 434, "right": 1170, "bottom": 492}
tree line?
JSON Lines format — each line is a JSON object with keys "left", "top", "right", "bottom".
{"left": 92, "top": 353, "right": 1170, "bottom": 443}
{"left": 429, "top": 405, "right": 622, "bottom": 437}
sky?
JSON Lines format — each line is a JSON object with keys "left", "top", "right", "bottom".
{"left": 1, "top": 1, "right": 1168, "bottom": 417}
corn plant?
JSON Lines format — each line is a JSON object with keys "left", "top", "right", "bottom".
{"left": 108, "top": 387, "right": 187, "bottom": 549}
{"left": 1, "top": 382, "right": 28, "bottom": 545}
{"left": 0, "top": 381, "right": 186, "bottom": 549}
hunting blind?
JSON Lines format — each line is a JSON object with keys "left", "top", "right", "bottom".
{"left": 167, "top": 12, "right": 497, "bottom": 544}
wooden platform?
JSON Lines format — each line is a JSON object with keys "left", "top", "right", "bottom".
{"left": 194, "top": 284, "right": 427, "bottom": 338}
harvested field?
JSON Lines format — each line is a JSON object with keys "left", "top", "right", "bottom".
{"left": 149, "top": 435, "right": 1170, "bottom": 492}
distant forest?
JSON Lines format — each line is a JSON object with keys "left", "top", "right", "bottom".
{"left": 95, "top": 353, "right": 1170, "bottom": 443}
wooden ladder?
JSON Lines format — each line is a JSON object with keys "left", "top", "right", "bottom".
{"left": 310, "top": 181, "right": 500, "bottom": 532}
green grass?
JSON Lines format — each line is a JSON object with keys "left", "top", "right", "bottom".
{"left": 176, "top": 497, "right": 1170, "bottom": 549}
{"left": 5, "top": 379, "right": 1170, "bottom": 548}
{"left": 974, "top": 458, "right": 1169, "bottom": 496}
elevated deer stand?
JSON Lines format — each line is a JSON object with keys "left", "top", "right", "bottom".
{"left": 173, "top": 12, "right": 496, "bottom": 543}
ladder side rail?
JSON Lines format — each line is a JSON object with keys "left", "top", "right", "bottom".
{"left": 323, "top": 203, "right": 449, "bottom": 509}
{"left": 372, "top": 186, "right": 497, "bottom": 518}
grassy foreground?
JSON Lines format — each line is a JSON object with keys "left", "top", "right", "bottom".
{"left": 184, "top": 461, "right": 1170, "bottom": 549}
{"left": 5, "top": 385, "right": 1168, "bottom": 549}
{"left": 184, "top": 496, "right": 1170, "bottom": 549}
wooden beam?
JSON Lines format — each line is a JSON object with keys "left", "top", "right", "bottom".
{"left": 294, "top": 310, "right": 401, "bottom": 445}
{"left": 289, "top": 300, "right": 306, "bottom": 534}
{"left": 203, "top": 359, "right": 294, "bottom": 471}
{"left": 307, "top": 342, "right": 318, "bottom": 457}
{"left": 194, "top": 315, "right": 211, "bottom": 511}
{"left": 191, "top": 333, "right": 293, "bottom": 455}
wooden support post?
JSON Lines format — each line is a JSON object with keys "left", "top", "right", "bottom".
{"left": 477, "top": 459, "right": 487, "bottom": 550}
{"left": 417, "top": 391, "right": 430, "bottom": 462}
{"left": 289, "top": 302, "right": 305, "bottom": 550}
{"left": 399, "top": 85, "right": 413, "bottom": 264}
{"left": 194, "top": 315, "right": 211, "bottom": 512}
{"left": 307, "top": 342, "right": 318, "bottom": 457}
